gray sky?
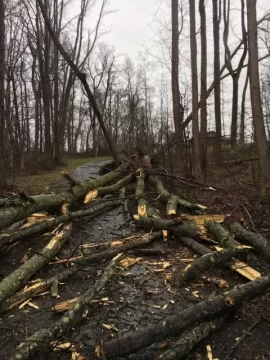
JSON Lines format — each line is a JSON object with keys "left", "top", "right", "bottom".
{"left": 101, "top": 0, "right": 159, "bottom": 59}
{"left": 73, "top": 0, "right": 270, "bottom": 137}
{"left": 99, "top": 0, "right": 270, "bottom": 60}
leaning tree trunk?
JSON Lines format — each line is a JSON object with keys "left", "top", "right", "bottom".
{"left": 37, "top": 0, "right": 119, "bottom": 165}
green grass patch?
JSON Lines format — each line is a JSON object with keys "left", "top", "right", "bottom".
{"left": 9, "top": 156, "right": 111, "bottom": 195}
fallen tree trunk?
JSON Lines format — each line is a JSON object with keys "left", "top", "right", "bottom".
{"left": 178, "top": 237, "right": 260, "bottom": 281}
{"left": 10, "top": 253, "right": 123, "bottom": 360}
{"left": 0, "top": 232, "right": 161, "bottom": 313}
{"left": 174, "top": 247, "right": 251, "bottom": 285}
{"left": 159, "top": 317, "right": 226, "bottom": 360}
{"left": 148, "top": 175, "right": 205, "bottom": 214}
{"left": 230, "top": 222, "right": 270, "bottom": 260}
{"left": 136, "top": 171, "right": 147, "bottom": 216}
{"left": 178, "top": 236, "right": 211, "bottom": 255}
{"left": 0, "top": 222, "right": 72, "bottom": 307}
{"left": 206, "top": 221, "right": 237, "bottom": 249}
{"left": 103, "top": 275, "right": 270, "bottom": 358}
{"left": 0, "top": 198, "right": 123, "bottom": 249}
{"left": 0, "top": 162, "right": 130, "bottom": 231}
{"left": 83, "top": 173, "right": 134, "bottom": 204}
{"left": 134, "top": 215, "right": 199, "bottom": 238}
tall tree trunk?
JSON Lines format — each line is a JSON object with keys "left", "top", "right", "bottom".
{"left": 212, "top": 0, "right": 222, "bottom": 165}
{"left": 53, "top": 0, "right": 62, "bottom": 165}
{"left": 43, "top": 0, "right": 53, "bottom": 168}
{"left": 223, "top": 0, "right": 247, "bottom": 146}
{"left": 231, "top": 75, "right": 239, "bottom": 144}
{"left": 171, "top": 0, "right": 186, "bottom": 174}
{"left": 199, "top": 0, "right": 207, "bottom": 178}
{"left": 189, "top": 0, "right": 202, "bottom": 180}
{"left": 0, "top": 0, "right": 6, "bottom": 187}
{"left": 239, "top": 68, "right": 249, "bottom": 144}
{"left": 246, "top": 0, "right": 270, "bottom": 196}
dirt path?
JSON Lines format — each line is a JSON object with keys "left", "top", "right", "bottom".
{"left": 0, "top": 161, "right": 269, "bottom": 359}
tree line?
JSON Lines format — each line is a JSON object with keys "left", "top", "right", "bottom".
{"left": 0, "top": 0, "right": 270, "bottom": 195}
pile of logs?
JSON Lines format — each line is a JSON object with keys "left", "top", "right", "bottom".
{"left": 0, "top": 156, "right": 269, "bottom": 360}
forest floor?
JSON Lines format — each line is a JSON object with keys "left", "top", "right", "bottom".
{"left": 0, "top": 157, "right": 269, "bottom": 359}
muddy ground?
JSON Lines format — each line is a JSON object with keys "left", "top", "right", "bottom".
{"left": 0, "top": 160, "right": 269, "bottom": 359}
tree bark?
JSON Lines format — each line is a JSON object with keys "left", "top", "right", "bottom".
{"left": 189, "top": 0, "right": 202, "bottom": 180}
{"left": 171, "top": 0, "right": 186, "bottom": 174}
{"left": 174, "top": 247, "right": 250, "bottom": 284}
{"left": 246, "top": 0, "right": 270, "bottom": 196}
{"left": 103, "top": 275, "right": 270, "bottom": 358}
{"left": 240, "top": 68, "right": 249, "bottom": 144}
{"left": 212, "top": 0, "right": 222, "bottom": 165}
{"left": 230, "top": 221, "right": 270, "bottom": 259}
{"left": 199, "top": 0, "right": 207, "bottom": 178}
{"left": 0, "top": 0, "right": 6, "bottom": 187}
{"left": 0, "top": 222, "right": 72, "bottom": 307}
{"left": 11, "top": 254, "right": 123, "bottom": 360}
{"left": 133, "top": 215, "right": 198, "bottom": 238}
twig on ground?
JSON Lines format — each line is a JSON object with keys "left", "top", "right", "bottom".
{"left": 223, "top": 319, "right": 261, "bottom": 360}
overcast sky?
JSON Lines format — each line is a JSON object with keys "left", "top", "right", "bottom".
{"left": 70, "top": 0, "right": 270, "bottom": 136}
{"left": 102, "top": 0, "right": 158, "bottom": 59}
{"left": 97, "top": 0, "right": 270, "bottom": 60}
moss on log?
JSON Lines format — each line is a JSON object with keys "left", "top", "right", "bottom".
{"left": 230, "top": 222, "right": 270, "bottom": 259}
{"left": 206, "top": 221, "right": 237, "bottom": 249}
{"left": 159, "top": 317, "right": 226, "bottom": 359}
{"left": 0, "top": 198, "right": 123, "bottom": 249}
{"left": 10, "top": 253, "right": 123, "bottom": 360}
{"left": 178, "top": 236, "right": 211, "bottom": 255}
{"left": 174, "top": 247, "right": 251, "bottom": 284}
{"left": 0, "top": 232, "right": 161, "bottom": 313}
{"left": 135, "top": 171, "right": 147, "bottom": 216}
{"left": 0, "top": 222, "right": 72, "bottom": 306}
{"left": 134, "top": 215, "right": 198, "bottom": 238}
{"left": 148, "top": 175, "right": 205, "bottom": 213}
{"left": 103, "top": 275, "right": 270, "bottom": 358}
{"left": 0, "top": 162, "right": 130, "bottom": 231}
{"left": 83, "top": 173, "right": 135, "bottom": 203}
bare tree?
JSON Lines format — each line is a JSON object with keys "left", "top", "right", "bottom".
{"left": 189, "top": 0, "right": 202, "bottom": 180}
{"left": 246, "top": 0, "right": 270, "bottom": 196}
{"left": 212, "top": 0, "right": 222, "bottom": 165}
{"left": 199, "top": 0, "right": 207, "bottom": 177}
{"left": 171, "top": 0, "right": 186, "bottom": 174}
{"left": 223, "top": 0, "right": 247, "bottom": 145}
{"left": 0, "top": 0, "right": 5, "bottom": 187}
{"left": 239, "top": 67, "right": 249, "bottom": 144}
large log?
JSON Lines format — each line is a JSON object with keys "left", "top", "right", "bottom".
{"left": 159, "top": 317, "right": 226, "bottom": 359}
{"left": 0, "top": 161, "right": 130, "bottom": 231}
{"left": 83, "top": 173, "right": 134, "bottom": 203}
{"left": 0, "top": 222, "right": 72, "bottom": 306}
{"left": 206, "top": 221, "right": 237, "bottom": 249}
{"left": 148, "top": 175, "right": 205, "bottom": 214}
{"left": 103, "top": 275, "right": 270, "bottom": 358}
{"left": 0, "top": 197, "right": 123, "bottom": 249}
{"left": 230, "top": 222, "right": 270, "bottom": 259}
{"left": 178, "top": 237, "right": 260, "bottom": 281}
{"left": 174, "top": 247, "right": 251, "bottom": 284}
{"left": 134, "top": 215, "right": 198, "bottom": 238}
{"left": 11, "top": 254, "right": 123, "bottom": 360}
{"left": 135, "top": 171, "right": 147, "bottom": 216}
{"left": 0, "top": 232, "right": 161, "bottom": 313}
